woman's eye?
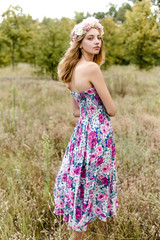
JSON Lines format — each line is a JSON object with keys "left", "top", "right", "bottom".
{"left": 87, "top": 36, "right": 101, "bottom": 40}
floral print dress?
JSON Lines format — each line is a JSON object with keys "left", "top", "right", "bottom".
{"left": 53, "top": 86, "right": 119, "bottom": 232}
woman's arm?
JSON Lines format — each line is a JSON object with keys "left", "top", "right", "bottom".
{"left": 65, "top": 83, "right": 80, "bottom": 117}
{"left": 71, "top": 95, "right": 80, "bottom": 117}
{"left": 87, "top": 62, "right": 116, "bottom": 116}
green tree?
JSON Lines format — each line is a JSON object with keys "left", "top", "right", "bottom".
{"left": 106, "top": 3, "right": 118, "bottom": 21}
{"left": 35, "top": 17, "right": 74, "bottom": 79}
{"left": 0, "top": 5, "right": 33, "bottom": 68}
{"left": 74, "top": 12, "right": 91, "bottom": 24}
{"left": 100, "top": 17, "right": 125, "bottom": 67}
{"left": 152, "top": 0, "right": 160, "bottom": 9}
{"left": 93, "top": 12, "right": 107, "bottom": 19}
{"left": 122, "top": 0, "right": 160, "bottom": 69}
{"left": 116, "top": 3, "right": 132, "bottom": 23}
{"left": 129, "top": 0, "right": 160, "bottom": 10}
{"left": 106, "top": 3, "right": 132, "bottom": 23}
{"left": 19, "top": 19, "right": 40, "bottom": 65}
{"left": 0, "top": 26, "right": 10, "bottom": 66}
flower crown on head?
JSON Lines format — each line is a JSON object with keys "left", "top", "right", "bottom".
{"left": 70, "top": 17, "right": 104, "bottom": 44}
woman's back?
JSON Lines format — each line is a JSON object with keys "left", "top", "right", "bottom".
{"left": 67, "top": 61, "right": 94, "bottom": 93}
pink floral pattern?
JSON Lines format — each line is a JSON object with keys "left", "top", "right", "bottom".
{"left": 54, "top": 86, "right": 119, "bottom": 232}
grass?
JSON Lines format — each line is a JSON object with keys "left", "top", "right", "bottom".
{"left": 0, "top": 63, "right": 160, "bottom": 240}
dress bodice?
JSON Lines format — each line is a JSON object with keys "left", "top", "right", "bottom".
{"left": 70, "top": 86, "right": 109, "bottom": 119}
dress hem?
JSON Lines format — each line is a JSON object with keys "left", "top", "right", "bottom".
{"left": 53, "top": 206, "right": 119, "bottom": 232}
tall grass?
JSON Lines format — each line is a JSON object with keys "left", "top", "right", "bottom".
{"left": 0, "top": 64, "right": 159, "bottom": 239}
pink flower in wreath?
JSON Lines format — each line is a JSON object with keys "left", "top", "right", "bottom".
{"left": 96, "top": 23, "right": 103, "bottom": 31}
{"left": 82, "top": 22, "right": 91, "bottom": 31}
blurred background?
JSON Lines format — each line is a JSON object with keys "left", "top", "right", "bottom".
{"left": 0, "top": 0, "right": 160, "bottom": 239}
{"left": 0, "top": 0, "right": 160, "bottom": 78}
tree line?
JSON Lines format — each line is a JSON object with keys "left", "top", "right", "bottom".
{"left": 0, "top": 0, "right": 160, "bottom": 79}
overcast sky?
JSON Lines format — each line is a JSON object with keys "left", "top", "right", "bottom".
{"left": 0, "top": 0, "right": 131, "bottom": 22}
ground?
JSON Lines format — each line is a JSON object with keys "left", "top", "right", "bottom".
{"left": 0, "top": 63, "right": 160, "bottom": 240}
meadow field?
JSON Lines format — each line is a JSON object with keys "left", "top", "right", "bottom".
{"left": 0, "top": 64, "right": 159, "bottom": 240}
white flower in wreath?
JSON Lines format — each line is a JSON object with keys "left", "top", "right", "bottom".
{"left": 82, "top": 17, "right": 99, "bottom": 27}
{"left": 70, "top": 17, "right": 104, "bottom": 44}
{"left": 73, "top": 24, "right": 85, "bottom": 36}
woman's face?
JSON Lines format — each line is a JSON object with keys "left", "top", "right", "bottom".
{"left": 80, "top": 28, "right": 102, "bottom": 56}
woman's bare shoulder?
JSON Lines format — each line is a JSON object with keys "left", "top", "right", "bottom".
{"left": 80, "top": 61, "right": 99, "bottom": 70}
{"left": 75, "top": 62, "right": 100, "bottom": 77}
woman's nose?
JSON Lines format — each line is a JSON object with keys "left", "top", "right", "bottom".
{"left": 95, "top": 38, "right": 100, "bottom": 44}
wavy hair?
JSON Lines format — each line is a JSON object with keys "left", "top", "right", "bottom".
{"left": 58, "top": 29, "right": 104, "bottom": 83}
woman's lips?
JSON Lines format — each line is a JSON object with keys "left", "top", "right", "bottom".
{"left": 93, "top": 46, "right": 100, "bottom": 49}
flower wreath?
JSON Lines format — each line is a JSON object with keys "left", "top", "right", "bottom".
{"left": 70, "top": 17, "right": 104, "bottom": 44}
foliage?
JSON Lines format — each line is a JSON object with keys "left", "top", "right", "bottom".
{"left": 122, "top": 0, "right": 160, "bottom": 69}
{"left": 100, "top": 18, "right": 126, "bottom": 67}
{"left": 116, "top": 3, "right": 132, "bottom": 23}
{"left": 0, "top": 5, "right": 34, "bottom": 68}
{"left": 93, "top": 12, "right": 107, "bottom": 19}
{"left": 129, "top": 0, "right": 160, "bottom": 10}
{"left": 106, "top": 3, "right": 118, "bottom": 20}
{"left": 74, "top": 12, "right": 91, "bottom": 23}
{"left": 35, "top": 17, "right": 74, "bottom": 79}
{"left": 0, "top": 1, "right": 160, "bottom": 75}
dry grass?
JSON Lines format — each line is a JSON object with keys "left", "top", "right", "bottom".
{"left": 0, "top": 63, "right": 160, "bottom": 240}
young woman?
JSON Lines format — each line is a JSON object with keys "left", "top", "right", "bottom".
{"left": 54, "top": 17, "right": 119, "bottom": 240}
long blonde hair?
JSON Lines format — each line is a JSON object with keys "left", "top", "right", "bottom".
{"left": 58, "top": 29, "right": 104, "bottom": 83}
